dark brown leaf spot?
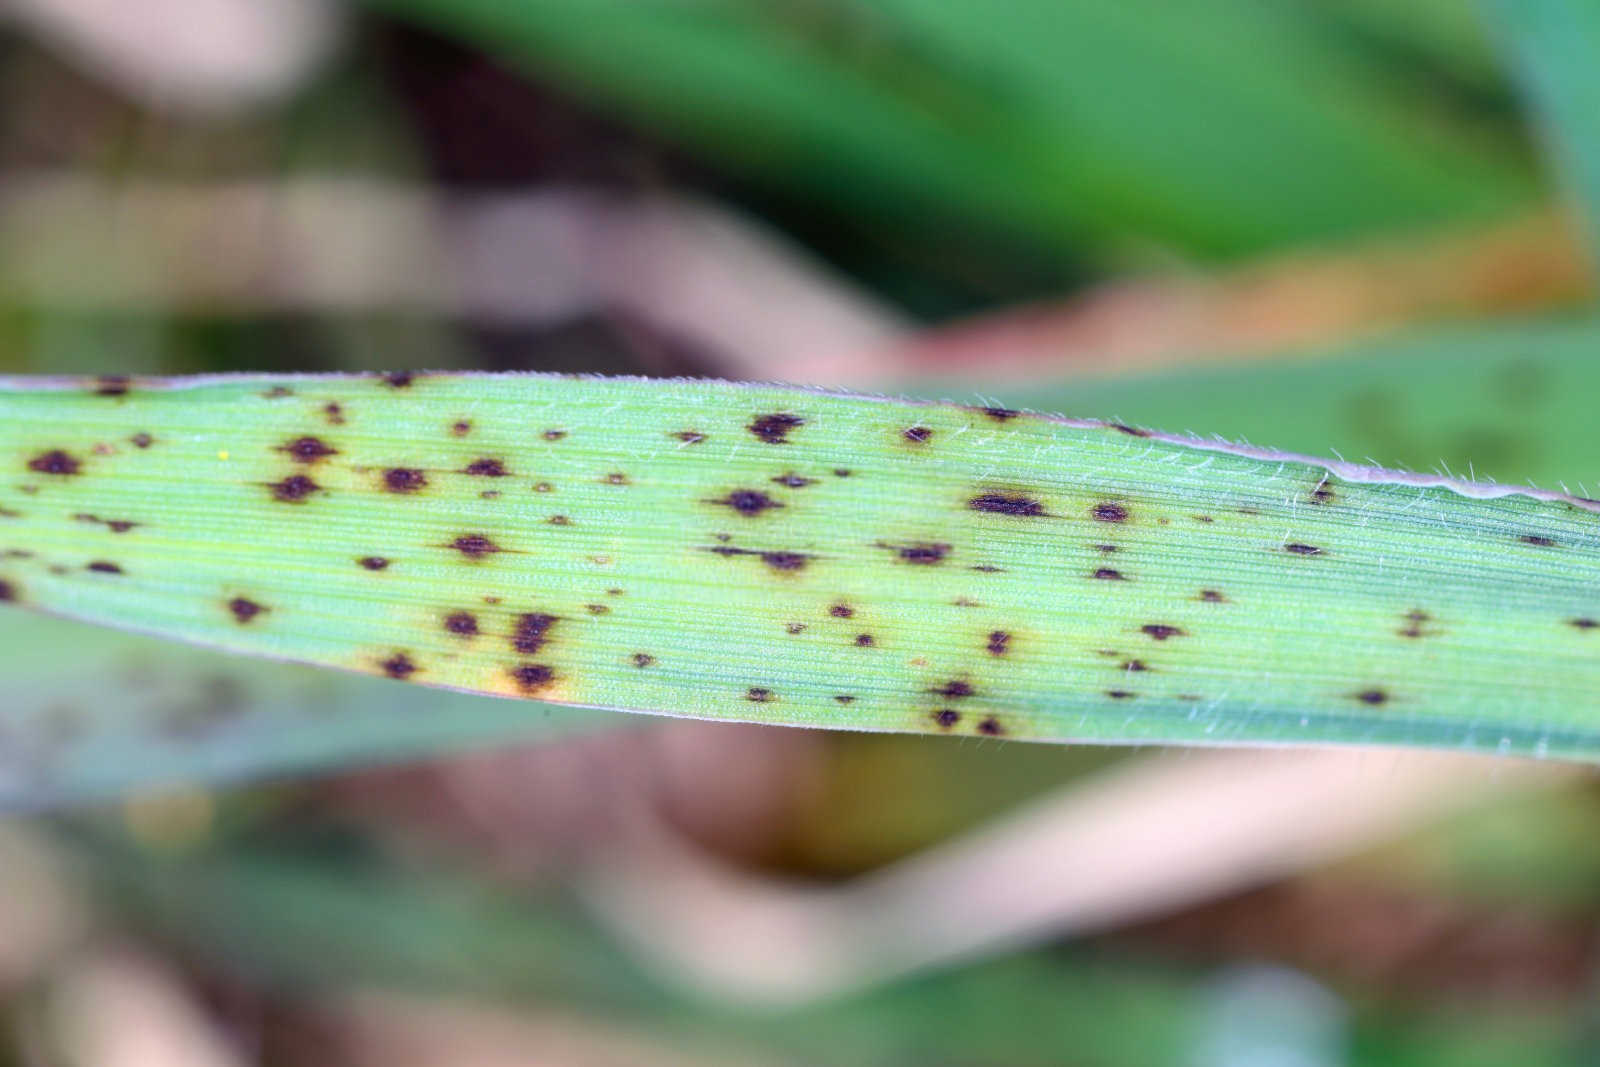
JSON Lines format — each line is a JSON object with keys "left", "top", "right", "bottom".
{"left": 896, "top": 542, "right": 950, "bottom": 565}
{"left": 1355, "top": 688, "right": 1388, "bottom": 705}
{"left": 510, "top": 663, "right": 555, "bottom": 692}
{"left": 772, "top": 472, "right": 815, "bottom": 488}
{"left": 586, "top": 604, "right": 609, "bottom": 615}
{"left": 1107, "top": 690, "right": 1136, "bottom": 699}
{"left": 27, "top": 450, "right": 80, "bottom": 476}
{"left": 833, "top": 468, "right": 852, "bottom": 477}
{"left": 977, "top": 716, "right": 1005, "bottom": 736}
{"left": 903, "top": 426, "right": 933, "bottom": 444}
{"left": 384, "top": 468, "right": 428, "bottom": 493}
{"left": 130, "top": 433, "right": 154, "bottom": 449}
{"left": 358, "top": 556, "right": 390, "bottom": 571}
{"left": 86, "top": 561, "right": 123, "bottom": 574}
{"left": 1141, "top": 624, "right": 1185, "bottom": 641}
{"left": 444, "top": 611, "right": 479, "bottom": 637}
{"left": 1284, "top": 542, "right": 1323, "bottom": 556}
{"left": 326, "top": 403, "right": 347, "bottom": 425}
{"left": 269, "top": 474, "right": 319, "bottom": 502}
{"left": 1521, "top": 534, "right": 1558, "bottom": 548}
{"left": 513, "top": 612, "right": 558, "bottom": 654}
{"left": 463, "top": 458, "right": 509, "bottom": 477}
{"left": 632, "top": 653, "right": 655, "bottom": 668}
{"left": 746, "top": 687, "right": 773, "bottom": 702}
{"left": 762, "top": 551, "right": 810, "bottom": 571}
{"left": 854, "top": 633, "right": 875, "bottom": 646}
{"left": 931, "top": 680, "right": 974, "bottom": 698}
{"left": 381, "top": 652, "right": 419, "bottom": 679}
{"left": 543, "top": 429, "right": 567, "bottom": 441}
{"left": 382, "top": 372, "right": 413, "bottom": 388}
{"left": 1569, "top": 617, "right": 1599, "bottom": 631}
{"left": 451, "top": 534, "right": 501, "bottom": 558}
{"left": 933, "top": 709, "right": 961, "bottom": 729}
{"left": 228, "top": 597, "right": 267, "bottom": 624}
{"left": 1310, "top": 482, "right": 1336, "bottom": 505}
{"left": 786, "top": 622, "right": 806, "bottom": 634}
{"left": 1110, "top": 423, "right": 1150, "bottom": 437}
{"left": 835, "top": 694, "right": 856, "bottom": 704}
{"left": 603, "top": 472, "right": 630, "bottom": 486}
{"left": 714, "top": 489, "right": 781, "bottom": 516}
{"left": 1199, "top": 589, "right": 1226, "bottom": 603}
{"left": 1398, "top": 609, "right": 1432, "bottom": 638}
{"left": 1093, "top": 568, "right": 1125, "bottom": 581}
{"left": 987, "top": 630, "right": 1011, "bottom": 656}
{"left": 449, "top": 419, "right": 470, "bottom": 436}
{"left": 94, "top": 375, "right": 130, "bottom": 396}
{"left": 829, "top": 603, "right": 854, "bottom": 618}
{"left": 673, "top": 430, "right": 706, "bottom": 444}
{"left": 1122, "top": 659, "right": 1149, "bottom": 672}
{"left": 548, "top": 514, "right": 572, "bottom": 526}
{"left": 278, "top": 436, "right": 337, "bottom": 464}
{"left": 969, "top": 493, "right": 1045, "bottom": 517}
{"left": 982, "top": 407, "right": 1019, "bottom": 421}
{"left": 1092, "top": 503, "right": 1128, "bottom": 522}
{"left": 0, "top": 579, "right": 14, "bottom": 602}
{"left": 748, "top": 413, "right": 805, "bottom": 444}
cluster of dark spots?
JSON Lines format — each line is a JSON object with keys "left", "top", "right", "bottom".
{"left": 833, "top": 468, "right": 852, "bottom": 477}
{"left": 543, "top": 429, "right": 567, "bottom": 441}
{"left": 747, "top": 687, "right": 774, "bottom": 702}
{"left": 548, "top": 514, "right": 572, "bottom": 526}
{"left": 1309, "top": 481, "right": 1336, "bottom": 505}
{"left": 1354, "top": 688, "right": 1388, "bottom": 706}
{"left": 772, "top": 472, "right": 815, "bottom": 488}
{"left": 449, "top": 534, "right": 501, "bottom": 559}
{"left": 86, "top": 561, "right": 123, "bottom": 574}
{"left": 1398, "top": 609, "right": 1433, "bottom": 638}
{"left": 509, "top": 663, "right": 555, "bottom": 693}
{"left": 449, "top": 418, "right": 470, "bottom": 436}
{"left": 786, "top": 622, "right": 806, "bottom": 634}
{"left": 1141, "top": 624, "right": 1185, "bottom": 641}
{"left": 262, "top": 385, "right": 293, "bottom": 399}
{"left": 278, "top": 436, "right": 338, "bottom": 464}
{"left": 381, "top": 652, "right": 419, "bottom": 679}
{"left": 930, "top": 680, "right": 975, "bottom": 698}
{"left": 269, "top": 474, "right": 320, "bottom": 503}
{"left": 1107, "top": 689, "right": 1136, "bottom": 699}
{"left": 932, "top": 709, "right": 961, "bottom": 729}
{"left": 381, "top": 372, "right": 413, "bottom": 388}
{"left": 987, "top": 631, "right": 1011, "bottom": 655}
{"left": 981, "top": 406, "right": 1019, "bottom": 421}
{"left": 228, "top": 597, "right": 267, "bottom": 624}
{"left": 444, "top": 611, "right": 479, "bottom": 637}
{"left": 672, "top": 430, "right": 706, "bottom": 444}
{"left": 130, "top": 433, "right": 154, "bottom": 449}
{"left": 384, "top": 468, "right": 428, "bottom": 493}
{"left": 748, "top": 413, "right": 805, "bottom": 444}
{"left": 969, "top": 492, "right": 1045, "bottom": 517}
{"left": 631, "top": 653, "right": 655, "bottom": 668}
{"left": 513, "top": 612, "right": 559, "bottom": 654}
{"left": 1284, "top": 542, "right": 1323, "bottom": 556}
{"left": 586, "top": 603, "right": 609, "bottom": 615}
{"left": 977, "top": 716, "right": 1004, "bottom": 736}
{"left": 884, "top": 542, "right": 949, "bottom": 565}
{"left": 829, "top": 603, "right": 854, "bottom": 618}
{"left": 27, "top": 450, "right": 81, "bottom": 476}
{"left": 902, "top": 426, "right": 933, "bottom": 444}
{"left": 73, "top": 513, "right": 140, "bottom": 533}
{"left": 1093, "top": 568, "right": 1125, "bottom": 581}
{"left": 712, "top": 489, "right": 781, "bottom": 516}
{"left": 326, "top": 403, "right": 347, "bottom": 426}
{"left": 1569, "top": 617, "right": 1599, "bottom": 631}
{"left": 705, "top": 545, "right": 813, "bottom": 572}
{"left": 835, "top": 694, "right": 856, "bottom": 704}
{"left": 463, "top": 458, "right": 509, "bottom": 477}
{"left": 603, "top": 472, "right": 630, "bottom": 486}
{"left": 0, "top": 579, "right": 16, "bottom": 602}
{"left": 1092, "top": 502, "right": 1128, "bottom": 523}
{"left": 854, "top": 633, "right": 875, "bottom": 646}
{"left": 1520, "top": 534, "right": 1559, "bottom": 548}
{"left": 1199, "top": 589, "right": 1226, "bottom": 603}
{"left": 1111, "top": 423, "right": 1150, "bottom": 437}
{"left": 94, "top": 375, "right": 131, "bottom": 396}
{"left": 358, "top": 556, "right": 390, "bottom": 571}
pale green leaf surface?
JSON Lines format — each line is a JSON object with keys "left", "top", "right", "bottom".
{"left": 0, "top": 611, "right": 604, "bottom": 809}
{"left": 4, "top": 373, "right": 1600, "bottom": 765}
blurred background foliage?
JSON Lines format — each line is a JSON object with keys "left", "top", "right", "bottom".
{"left": 5, "top": 0, "right": 1600, "bottom": 1064}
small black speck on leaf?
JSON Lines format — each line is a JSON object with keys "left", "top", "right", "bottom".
{"left": 1355, "top": 688, "right": 1388, "bottom": 705}
{"left": 548, "top": 515, "right": 572, "bottom": 526}
{"left": 382, "top": 372, "right": 414, "bottom": 388}
{"left": 673, "top": 430, "right": 706, "bottom": 444}
{"left": 1107, "top": 689, "right": 1136, "bottom": 699}
{"left": 747, "top": 687, "right": 773, "bottom": 702}
{"left": 1570, "top": 617, "right": 1599, "bottom": 631}
{"left": 829, "top": 603, "right": 854, "bottom": 618}
{"left": 86, "top": 561, "right": 123, "bottom": 574}
{"left": 1122, "top": 659, "right": 1148, "bottom": 671}
{"left": 27, "top": 450, "right": 81, "bottom": 476}
{"left": 896, "top": 542, "right": 950, "bottom": 565}
{"left": 715, "top": 489, "right": 781, "bottom": 516}
{"left": 358, "top": 556, "right": 390, "bottom": 570}
{"left": 94, "top": 375, "right": 130, "bottom": 396}
{"left": 903, "top": 426, "right": 933, "bottom": 444}
{"left": 977, "top": 716, "right": 1004, "bottom": 736}
{"left": 130, "top": 433, "right": 154, "bottom": 449}
{"left": 1093, "top": 568, "right": 1125, "bottom": 581}
{"left": 1092, "top": 503, "right": 1128, "bottom": 522}
{"left": 835, "top": 694, "right": 856, "bottom": 704}
{"left": 1141, "top": 624, "right": 1185, "bottom": 641}
{"left": 855, "top": 633, "right": 874, "bottom": 646}
{"left": 464, "top": 458, "right": 509, "bottom": 477}
{"left": 1199, "top": 589, "right": 1226, "bottom": 603}
{"left": 604, "top": 472, "right": 630, "bottom": 486}
{"left": 833, "top": 468, "right": 852, "bottom": 477}
{"left": 1284, "top": 542, "right": 1323, "bottom": 556}
{"left": 748, "top": 413, "right": 805, "bottom": 444}
{"left": 772, "top": 472, "right": 815, "bottom": 488}
{"left": 1111, "top": 423, "right": 1150, "bottom": 437}
{"left": 543, "top": 429, "right": 567, "bottom": 441}
{"left": 326, "top": 404, "right": 347, "bottom": 425}
{"left": 451, "top": 534, "right": 501, "bottom": 558}
{"left": 982, "top": 407, "right": 1019, "bottom": 421}
{"left": 384, "top": 468, "right": 428, "bottom": 493}
{"left": 632, "top": 653, "right": 655, "bottom": 668}
{"left": 450, "top": 419, "right": 470, "bottom": 436}
{"left": 933, "top": 709, "right": 960, "bottom": 728}
{"left": 229, "top": 597, "right": 266, "bottom": 623}
{"left": 1521, "top": 534, "right": 1559, "bottom": 548}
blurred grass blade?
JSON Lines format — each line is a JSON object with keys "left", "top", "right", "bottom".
{"left": 5, "top": 373, "right": 1600, "bottom": 777}
{"left": 1482, "top": 0, "right": 1600, "bottom": 274}
{"left": 0, "top": 611, "right": 605, "bottom": 808}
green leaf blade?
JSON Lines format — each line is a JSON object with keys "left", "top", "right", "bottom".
{"left": 4, "top": 373, "right": 1600, "bottom": 762}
